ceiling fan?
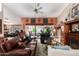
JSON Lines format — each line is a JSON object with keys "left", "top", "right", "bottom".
{"left": 33, "top": 3, "right": 43, "bottom": 14}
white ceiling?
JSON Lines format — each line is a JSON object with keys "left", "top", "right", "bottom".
{"left": 3, "top": 3, "right": 69, "bottom": 18}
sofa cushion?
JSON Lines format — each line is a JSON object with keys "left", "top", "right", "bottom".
{"left": 17, "top": 42, "right": 25, "bottom": 48}
{"left": 6, "top": 49, "right": 31, "bottom": 56}
{"left": 4, "top": 39, "right": 18, "bottom": 51}
{"left": 29, "top": 45, "right": 36, "bottom": 56}
{"left": 0, "top": 46, "right": 3, "bottom": 53}
{"left": 0, "top": 43, "right": 7, "bottom": 53}
{"left": 0, "top": 39, "right": 4, "bottom": 44}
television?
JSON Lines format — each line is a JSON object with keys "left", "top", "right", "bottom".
{"left": 71, "top": 23, "right": 79, "bottom": 33}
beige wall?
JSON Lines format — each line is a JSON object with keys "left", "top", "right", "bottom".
{"left": 56, "top": 4, "right": 73, "bottom": 43}
{"left": 3, "top": 5, "right": 21, "bottom": 24}
{"left": 57, "top": 3, "right": 73, "bottom": 23}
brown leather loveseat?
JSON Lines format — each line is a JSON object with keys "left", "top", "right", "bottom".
{"left": 0, "top": 38, "right": 37, "bottom": 56}
{"left": 0, "top": 39, "right": 31, "bottom": 56}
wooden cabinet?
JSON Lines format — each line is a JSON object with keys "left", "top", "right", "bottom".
{"left": 48, "top": 18, "right": 57, "bottom": 25}
{"left": 53, "top": 18, "right": 57, "bottom": 25}
{"left": 21, "top": 17, "right": 57, "bottom": 25}
{"left": 24, "top": 18, "right": 31, "bottom": 25}
{"left": 48, "top": 18, "right": 53, "bottom": 24}
{"left": 64, "top": 19, "right": 79, "bottom": 45}
{"left": 36, "top": 18, "right": 43, "bottom": 24}
{"left": 21, "top": 18, "right": 31, "bottom": 25}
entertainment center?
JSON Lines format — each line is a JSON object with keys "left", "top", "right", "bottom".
{"left": 64, "top": 19, "right": 79, "bottom": 49}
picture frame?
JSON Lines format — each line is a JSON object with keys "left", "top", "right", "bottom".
{"left": 71, "top": 4, "right": 79, "bottom": 19}
{"left": 71, "top": 23, "right": 79, "bottom": 33}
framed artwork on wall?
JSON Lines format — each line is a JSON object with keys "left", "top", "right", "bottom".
{"left": 0, "top": 19, "right": 2, "bottom": 34}
{"left": 71, "top": 4, "right": 79, "bottom": 19}
{"left": 71, "top": 23, "right": 79, "bottom": 33}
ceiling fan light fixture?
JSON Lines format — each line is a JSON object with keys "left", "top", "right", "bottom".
{"left": 33, "top": 3, "right": 43, "bottom": 14}
{"left": 34, "top": 8, "right": 38, "bottom": 13}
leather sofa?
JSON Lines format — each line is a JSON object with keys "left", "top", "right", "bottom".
{"left": 0, "top": 38, "right": 37, "bottom": 56}
{"left": 27, "top": 39, "right": 37, "bottom": 56}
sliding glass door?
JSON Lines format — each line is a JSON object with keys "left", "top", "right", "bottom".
{"left": 25, "top": 25, "right": 53, "bottom": 37}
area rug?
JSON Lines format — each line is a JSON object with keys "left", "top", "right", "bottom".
{"left": 36, "top": 41, "right": 48, "bottom": 56}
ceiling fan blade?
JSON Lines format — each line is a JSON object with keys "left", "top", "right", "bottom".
{"left": 39, "top": 11, "right": 47, "bottom": 17}
{"left": 38, "top": 7, "right": 42, "bottom": 10}
{"left": 34, "top": 3, "right": 37, "bottom": 9}
{"left": 37, "top": 3, "right": 40, "bottom": 7}
{"left": 33, "top": 3, "right": 43, "bottom": 14}
{"left": 39, "top": 11, "right": 44, "bottom": 14}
